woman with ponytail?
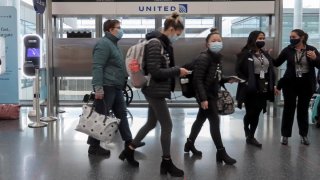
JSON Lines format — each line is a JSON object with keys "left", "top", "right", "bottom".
{"left": 274, "top": 29, "right": 320, "bottom": 145}
{"left": 184, "top": 28, "right": 237, "bottom": 165}
{"left": 235, "top": 30, "right": 276, "bottom": 148}
{"left": 119, "top": 12, "right": 188, "bottom": 177}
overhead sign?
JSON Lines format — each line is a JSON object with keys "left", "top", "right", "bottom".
{"left": 0, "top": 6, "right": 18, "bottom": 103}
{"left": 33, "top": 0, "right": 46, "bottom": 14}
{"left": 52, "top": 1, "right": 275, "bottom": 15}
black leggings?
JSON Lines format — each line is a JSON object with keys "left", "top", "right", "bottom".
{"left": 243, "top": 93, "right": 267, "bottom": 138}
{"left": 132, "top": 96, "right": 173, "bottom": 157}
{"left": 188, "top": 99, "right": 224, "bottom": 150}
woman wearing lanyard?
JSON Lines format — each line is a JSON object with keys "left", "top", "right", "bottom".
{"left": 236, "top": 30, "right": 276, "bottom": 148}
{"left": 274, "top": 29, "right": 320, "bottom": 145}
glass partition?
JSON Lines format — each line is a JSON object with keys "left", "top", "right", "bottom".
{"left": 103, "top": 16, "right": 155, "bottom": 38}
{"left": 222, "top": 16, "right": 272, "bottom": 37}
{"left": 56, "top": 16, "right": 96, "bottom": 38}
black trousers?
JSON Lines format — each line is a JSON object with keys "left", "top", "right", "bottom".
{"left": 188, "top": 98, "right": 224, "bottom": 150}
{"left": 281, "top": 77, "right": 313, "bottom": 137}
{"left": 243, "top": 93, "right": 267, "bottom": 138}
{"left": 87, "top": 86, "right": 132, "bottom": 146}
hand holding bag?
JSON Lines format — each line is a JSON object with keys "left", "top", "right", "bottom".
{"left": 217, "top": 85, "right": 235, "bottom": 115}
{"left": 75, "top": 101, "right": 120, "bottom": 142}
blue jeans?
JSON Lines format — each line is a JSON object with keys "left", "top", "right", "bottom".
{"left": 87, "top": 86, "right": 132, "bottom": 146}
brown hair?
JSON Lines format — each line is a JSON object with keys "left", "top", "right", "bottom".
{"left": 103, "top": 19, "right": 120, "bottom": 32}
{"left": 163, "top": 12, "right": 184, "bottom": 31}
{"left": 205, "top": 28, "right": 220, "bottom": 43}
{"left": 291, "top": 29, "right": 309, "bottom": 45}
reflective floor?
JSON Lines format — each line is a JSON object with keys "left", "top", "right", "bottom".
{"left": 1, "top": 105, "right": 320, "bottom": 180}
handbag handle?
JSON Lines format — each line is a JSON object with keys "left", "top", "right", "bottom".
{"left": 221, "top": 83, "right": 228, "bottom": 91}
{"left": 92, "top": 99, "right": 113, "bottom": 116}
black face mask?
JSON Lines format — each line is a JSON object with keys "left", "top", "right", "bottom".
{"left": 256, "top": 41, "right": 265, "bottom": 49}
{"left": 290, "top": 38, "right": 300, "bottom": 46}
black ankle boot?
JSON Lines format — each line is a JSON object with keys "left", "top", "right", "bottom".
{"left": 184, "top": 138, "right": 202, "bottom": 156}
{"left": 216, "top": 147, "right": 236, "bottom": 165}
{"left": 88, "top": 145, "right": 110, "bottom": 156}
{"left": 119, "top": 146, "right": 139, "bottom": 167}
{"left": 246, "top": 137, "right": 262, "bottom": 148}
{"left": 124, "top": 140, "right": 146, "bottom": 149}
{"left": 160, "top": 156, "right": 184, "bottom": 177}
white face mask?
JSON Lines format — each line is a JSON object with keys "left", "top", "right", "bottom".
{"left": 208, "top": 41, "right": 223, "bottom": 53}
{"left": 169, "top": 34, "right": 179, "bottom": 43}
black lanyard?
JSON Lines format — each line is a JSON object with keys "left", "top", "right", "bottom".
{"left": 254, "top": 53, "right": 264, "bottom": 68}
{"left": 295, "top": 50, "right": 305, "bottom": 65}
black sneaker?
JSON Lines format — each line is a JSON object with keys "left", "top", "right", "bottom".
{"left": 316, "top": 122, "right": 320, "bottom": 128}
{"left": 246, "top": 137, "right": 262, "bottom": 148}
{"left": 88, "top": 145, "right": 110, "bottom": 156}
{"left": 281, "top": 137, "right": 288, "bottom": 145}
{"left": 136, "top": 142, "right": 146, "bottom": 148}
{"left": 301, "top": 136, "right": 310, "bottom": 145}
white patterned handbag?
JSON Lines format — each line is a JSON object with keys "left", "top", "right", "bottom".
{"left": 75, "top": 104, "right": 120, "bottom": 142}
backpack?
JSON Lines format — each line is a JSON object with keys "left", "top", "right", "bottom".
{"left": 180, "top": 60, "right": 197, "bottom": 98}
{"left": 125, "top": 38, "right": 164, "bottom": 88}
{"left": 180, "top": 53, "right": 212, "bottom": 98}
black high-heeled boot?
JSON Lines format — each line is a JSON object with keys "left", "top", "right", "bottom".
{"left": 119, "top": 146, "right": 139, "bottom": 167}
{"left": 184, "top": 138, "right": 202, "bottom": 156}
{"left": 160, "top": 156, "right": 184, "bottom": 177}
{"left": 216, "top": 147, "right": 236, "bottom": 165}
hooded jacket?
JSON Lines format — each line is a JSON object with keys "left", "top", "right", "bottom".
{"left": 142, "top": 31, "right": 180, "bottom": 98}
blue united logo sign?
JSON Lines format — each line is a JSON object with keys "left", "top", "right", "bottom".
{"left": 179, "top": 4, "right": 188, "bottom": 13}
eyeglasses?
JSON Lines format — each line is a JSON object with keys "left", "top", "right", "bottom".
{"left": 113, "top": 26, "right": 121, "bottom": 29}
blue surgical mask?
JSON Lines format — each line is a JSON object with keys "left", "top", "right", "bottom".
{"left": 115, "top": 28, "right": 124, "bottom": 40}
{"left": 208, "top": 42, "right": 223, "bottom": 53}
{"left": 169, "top": 34, "right": 179, "bottom": 43}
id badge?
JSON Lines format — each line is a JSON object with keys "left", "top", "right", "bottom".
{"left": 260, "top": 70, "right": 265, "bottom": 79}
{"left": 296, "top": 69, "right": 302, "bottom": 78}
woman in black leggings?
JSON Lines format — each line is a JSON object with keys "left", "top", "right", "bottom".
{"left": 184, "top": 28, "right": 236, "bottom": 165}
{"left": 118, "top": 12, "right": 189, "bottom": 177}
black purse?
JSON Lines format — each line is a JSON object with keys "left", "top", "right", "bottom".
{"left": 257, "top": 79, "right": 268, "bottom": 93}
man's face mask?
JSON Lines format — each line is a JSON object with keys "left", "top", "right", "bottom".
{"left": 115, "top": 28, "right": 124, "bottom": 40}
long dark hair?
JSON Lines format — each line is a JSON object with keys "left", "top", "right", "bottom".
{"left": 291, "top": 29, "right": 308, "bottom": 45}
{"left": 241, "top": 30, "right": 265, "bottom": 52}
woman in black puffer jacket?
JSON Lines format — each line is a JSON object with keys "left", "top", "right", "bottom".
{"left": 119, "top": 12, "right": 189, "bottom": 178}
{"left": 184, "top": 28, "right": 236, "bottom": 165}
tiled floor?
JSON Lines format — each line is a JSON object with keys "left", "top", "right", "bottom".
{"left": 1, "top": 105, "right": 320, "bottom": 180}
